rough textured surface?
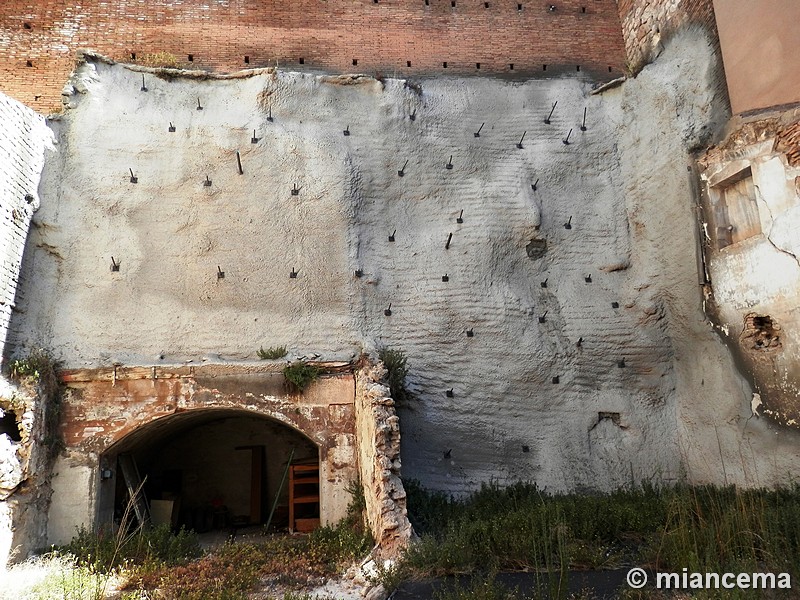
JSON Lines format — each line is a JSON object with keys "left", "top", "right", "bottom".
{"left": 355, "top": 360, "right": 411, "bottom": 555}
{"left": 0, "top": 92, "right": 51, "bottom": 364}
{"left": 10, "top": 35, "right": 800, "bottom": 504}
{"left": 12, "top": 54, "right": 685, "bottom": 496}
{"left": 619, "top": 29, "right": 800, "bottom": 486}
{"left": 0, "top": 433, "right": 23, "bottom": 499}
{"left": 0, "top": 0, "right": 626, "bottom": 113}
{"left": 5, "top": 26, "right": 800, "bottom": 560}
{"left": 698, "top": 110, "right": 800, "bottom": 428}
{"left": 617, "top": 0, "right": 720, "bottom": 74}
{"left": 0, "top": 376, "right": 57, "bottom": 570}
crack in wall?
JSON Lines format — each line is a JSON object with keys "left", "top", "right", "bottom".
{"left": 754, "top": 183, "right": 800, "bottom": 270}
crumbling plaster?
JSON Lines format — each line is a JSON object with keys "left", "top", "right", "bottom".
{"left": 0, "top": 91, "right": 54, "bottom": 570}
{"left": 355, "top": 361, "right": 411, "bottom": 555}
{"left": 699, "top": 115, "right": 800, "bottom": 428}
{"left": 12, "top": 53, "right": 685, "bottom": 497}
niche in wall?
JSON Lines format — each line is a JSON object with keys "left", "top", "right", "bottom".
{"left": 710, "top": 166, "right": 761, "bottom": 249}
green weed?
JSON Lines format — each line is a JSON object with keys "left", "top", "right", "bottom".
{"left": 378, "top": 348, "right": 413, "bottom": 407}
{"left": 4, "top": 348, "right": 64, "bottom": 461}
{"left": 60, "top": 523, "right": 201, "bottom": 574}
{"left": 282, "top": 362, "right": 321, "bottom": 391}
{"left": 258, "top": 345, "right": 288, "bottom": 360}
{"left": 390, "top": 480, "right": 800, "bottom": 598}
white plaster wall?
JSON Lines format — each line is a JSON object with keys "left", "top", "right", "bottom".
{"left": 47, "top": 454, "right": 96, "bottom": 545}
{"left": 10, "top": 32, "right": 800, "bottom": 496}
{"left": 0, "top": 92, "right": 51, "bottom": 363}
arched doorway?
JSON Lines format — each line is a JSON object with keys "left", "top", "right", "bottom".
{"left": 98, "top": 409, "right": 319, "bottom": 533}
{"left": 47, "top": 365, "right": 358, "bottom": 545}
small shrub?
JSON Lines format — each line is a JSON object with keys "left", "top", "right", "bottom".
{"left": 129, "top": 529, "right": 366, "bottom": 599}
{"left": 5, "top": 349, "right": 64, "bottom": 461}
{"left": 301, "top": 480, "right": 373, "bottom": 567}
{"left": 258, "top": 345, "right": 288, "bottom": 360}
{"left": 6, "top": 348, "right": 56, "bottom": 382}
{"left": 283, "top": 362, "right": 321, "bottom": 391}
{"left": 378, "top": 348, "right": 413, "bottom": 407}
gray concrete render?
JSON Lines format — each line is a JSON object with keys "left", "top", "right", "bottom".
{"left": 1, "top": 15, "right": 800, "bottom": 568}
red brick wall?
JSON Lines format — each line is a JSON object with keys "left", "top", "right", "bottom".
{"left": 0, "top": 0, "right": 626, "bottom": 114}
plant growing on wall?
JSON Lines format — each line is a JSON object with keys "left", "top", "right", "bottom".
{"left": 378, "top": 348, "right": 413, "bottom": 407}
{"left": 283, "top": 362, "right": 322, "bottom": 391}
{"left": 4, "top": 349, "right": 64, "bottom": 461}
{"left": 257, "top": 345, "right": 288, "bottom": 360}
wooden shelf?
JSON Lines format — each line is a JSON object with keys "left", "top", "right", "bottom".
{"left": 288, "top": 462, "right": 320, "bottom": 533}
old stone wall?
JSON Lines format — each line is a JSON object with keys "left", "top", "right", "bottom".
{"left": 0, "top": 0, "right": 626, "bottom": 114}
{"left": 354, "top": 360, "right": 411, "bottom": 554}
{"left": 11, "top": 55, "right": 691, "bottom": 496}
{"left": 0, "top": 373, "right": 59, "bottom": 571}
{"left": 12, "top": 46, "right": 798, "bottom": 504}
{"left": 7, "top": 29, "right": 800, "bottom": 556}
{"left": 616, "top": 0, "right": 719, "bottom": 73}
{"left": 0, "top": 92, "right": 49, "bottom": 365}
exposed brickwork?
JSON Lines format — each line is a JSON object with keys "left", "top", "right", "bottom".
{"left": 0, "top": 0, "right": 626, "bottom": 114}
{"left": 617, "top": 0, "right": 719, "bottom": 73}
{"left": 56, "top": 365, "right": 359, "bottom": 531}
{"left": 776, "top": 121, "right": 800, "bottom": 167}
{"left": 0, "top": 93, "right": 48, "bottom": 364}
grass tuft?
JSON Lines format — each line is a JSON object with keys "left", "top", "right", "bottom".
{"left": 385, "top": 481, "right": 800, "bottom": 598}
{"left": 60, "top": 523, "right": 202, "bottom": 573}
{"left": 258, "top": 345, "right": 288, "bottom": 360}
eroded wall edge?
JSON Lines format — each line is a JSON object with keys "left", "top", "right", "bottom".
{"left": 355, "top": 360, "right": 412, "bottom": 556}
{"left": 0, "top": 91, "right": 53, "bottom": 569}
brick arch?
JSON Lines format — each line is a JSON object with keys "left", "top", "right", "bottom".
{"left": 49, "top": 364, "right": 358, "bottom": 542}
{"left": 59, "top": 364, "right": 356, "bottom": 456}
{"left": 103, "top": 405, "right": 321, "bottom": 458}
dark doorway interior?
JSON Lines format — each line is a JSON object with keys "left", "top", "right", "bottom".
{"left": 101, "top": 410, "right": 318, "bottom": 533}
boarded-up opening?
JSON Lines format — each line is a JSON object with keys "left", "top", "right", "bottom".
{"left": 711, "top": 167, "right": 761, "bottom": 249}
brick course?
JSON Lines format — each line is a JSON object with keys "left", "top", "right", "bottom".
{"left": 1, "top": 0, "right": 626, "bottom": 114}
